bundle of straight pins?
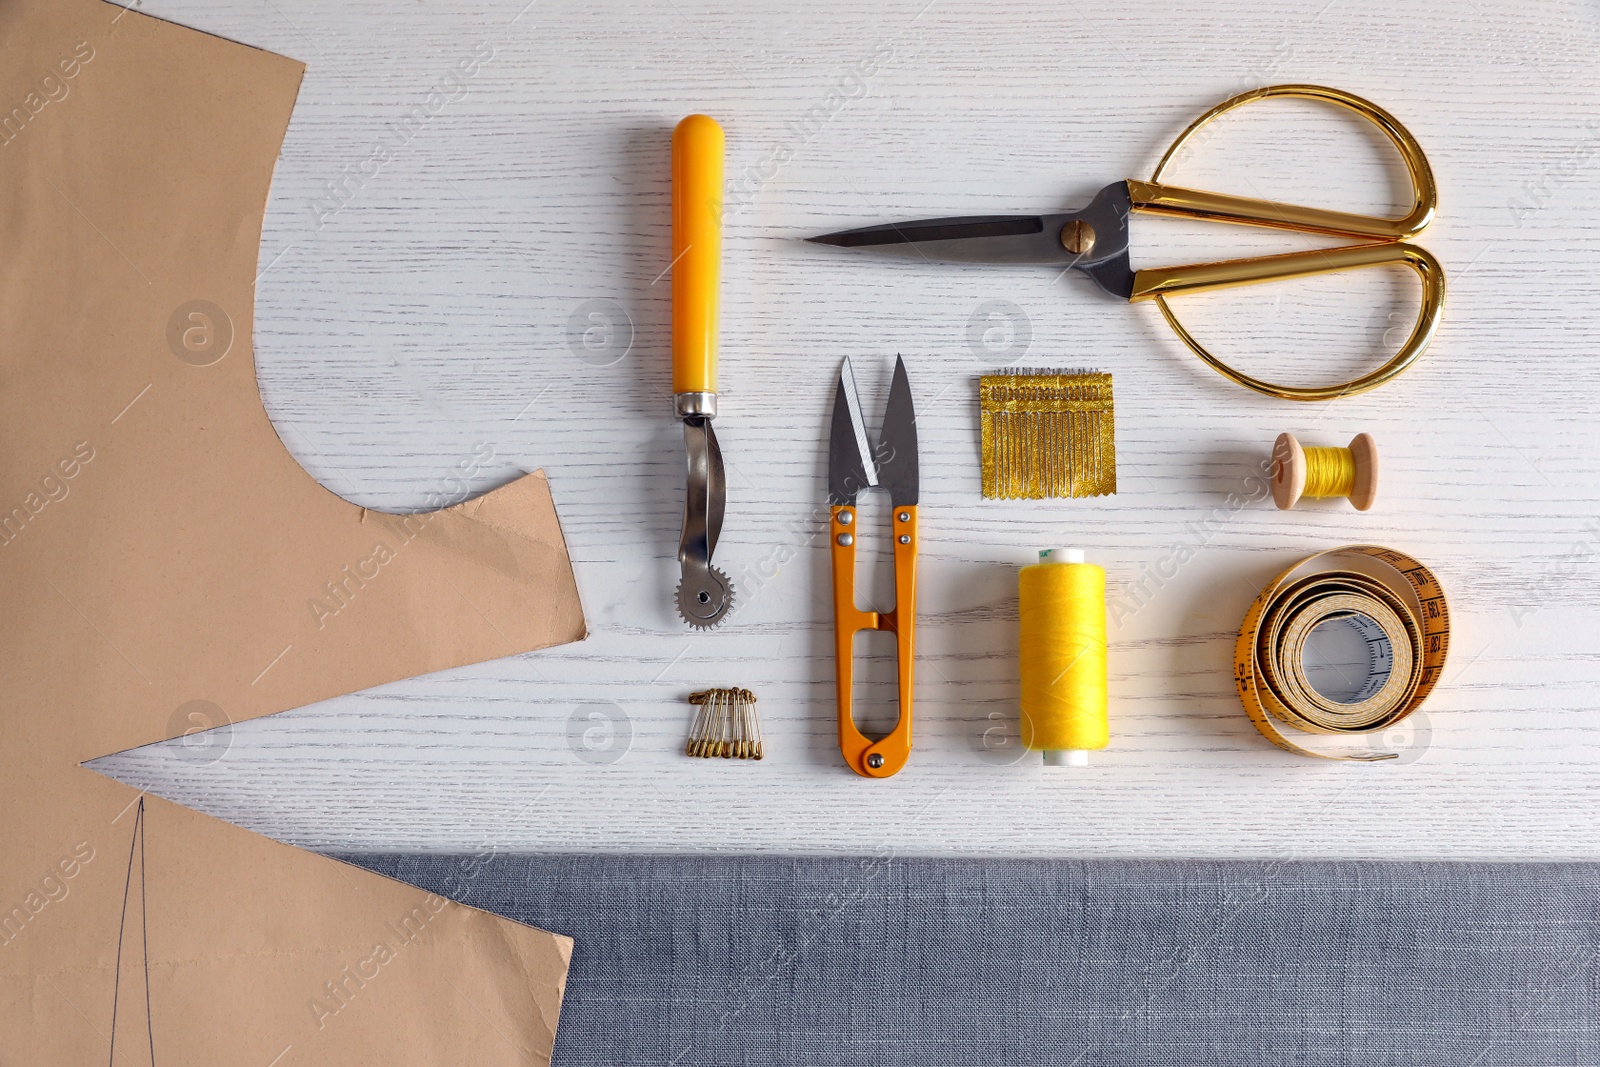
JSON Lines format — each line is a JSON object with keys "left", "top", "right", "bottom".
{"left": 685, "top": 688, "right": 763, "bottom": 760}
{"left": 980, "top": 369, "right": 1116, "bottom": 499}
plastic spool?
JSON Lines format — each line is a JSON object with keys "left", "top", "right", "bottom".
{"left": 1272, "top": 432, "right": 1379, "bottom": 511}
{"left": 1018, "top": 548, "right": 1109, "bottom": 767}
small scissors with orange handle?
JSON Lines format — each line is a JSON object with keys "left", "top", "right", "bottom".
{"left": 828, "top": 355, "right": 918, "bottom": 778}
{"left": 809, "top": 85, "right": 1445, "bottom": 402}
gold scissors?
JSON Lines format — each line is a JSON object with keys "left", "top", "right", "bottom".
{"left": 808, "top": 85, "right": 1444, "bottom": 402}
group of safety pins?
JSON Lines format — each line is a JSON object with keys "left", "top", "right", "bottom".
{"left": 667, "top": 84, "right": 1450, "bottom": 774}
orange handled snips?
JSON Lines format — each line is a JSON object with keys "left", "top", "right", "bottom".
{"left": 827, "top": 356, "right": 919, "bottom": 778}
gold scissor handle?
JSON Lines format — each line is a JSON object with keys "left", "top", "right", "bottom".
{"left": 1136, "top": 243, "right": 1444, "bottom": 401}
{"left": 1137, "top": 84, "right": 1437, "bottom": 239}
{"left": 1129, "top": 84, "right": 1444, "bottom": 401}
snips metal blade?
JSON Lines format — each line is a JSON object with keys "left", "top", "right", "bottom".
{"left": 828, "top": 358, "right": 879, "bottom": 507}
{"left": 828, "top": 356, "right": 919, "bottom": 507}
{"left": 807, "top": 182, "right": 1137, "bottom": 299}
{"left": 876, "top": 355, "right": 918, "bottom": 507}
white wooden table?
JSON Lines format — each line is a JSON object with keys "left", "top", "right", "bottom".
{"left": 95, "top": 0, "right": 1600, "bottom": 859}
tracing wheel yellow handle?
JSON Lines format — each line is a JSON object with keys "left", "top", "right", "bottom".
{"left": 1129, "top": 84, "right": 1446, "bottom": 402}
{"left": 672, "top": 114, "right": 723, "bottom": 397}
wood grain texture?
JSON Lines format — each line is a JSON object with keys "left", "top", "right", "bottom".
{"left": 91, "top": 0, "right": 1600, "bottom": 858}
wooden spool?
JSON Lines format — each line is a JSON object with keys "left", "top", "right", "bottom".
{"left": 1271, "top": 432, "right": 1379, "bottom": 511}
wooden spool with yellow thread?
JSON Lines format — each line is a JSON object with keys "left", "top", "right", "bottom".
{"left": 1272, "top": 432, "right": 1379, "bottom": 511}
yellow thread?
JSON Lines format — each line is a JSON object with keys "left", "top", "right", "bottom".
{"left": 1018, "top": 557, "right": 1109, "bottom": 753}
{"left": 1302, "top": 446, "right": 1356, "bottom": 499}
{"left": 980, "top": 371, "right": 1115, "bottom": 499}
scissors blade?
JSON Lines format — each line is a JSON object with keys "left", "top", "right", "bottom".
{"left": 829, "top": 358, "right": 878, "bottom": 506}
{"left": 808, "top": 214, "right": 1078, "bottom": 265}
{"left": 807, "top": 183, "right": 1138, "bottom": 298}
{"left": 876, "top": 355, "right": 918, "bottom": 507}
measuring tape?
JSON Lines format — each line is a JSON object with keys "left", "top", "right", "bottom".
{"left": 1234, "top": 545, "right": 1450, "bottom": 761}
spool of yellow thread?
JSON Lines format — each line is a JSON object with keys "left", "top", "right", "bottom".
{"left": 1019, "top": 548, "right": 1109, "bottom": 766}
{"left": 1272, "top": 432, "right": 1379, "bottom": 511}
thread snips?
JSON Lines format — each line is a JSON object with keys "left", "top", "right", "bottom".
{"left": 828, "top": 356, "right": 919, "bottom": 778}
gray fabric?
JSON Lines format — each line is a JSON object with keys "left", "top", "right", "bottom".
{"left": 339, "top": 854, "right": 1600, "bottom": 1066}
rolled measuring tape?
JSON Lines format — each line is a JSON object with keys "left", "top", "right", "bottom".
{"left": 1234, "top": 545, "right": 1450, "bottom": 761}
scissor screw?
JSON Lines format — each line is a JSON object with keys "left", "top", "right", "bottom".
{"left": 866, "top": 753, "right": 884, "bottom": 769}
{"left": 897, "top": 511, "right": 910, "bottom": 522}
{"left": 837, "top": 532, "right": 854, "bottom": 547}
{"left": 838, "top": 510, "right": 853, "bottom": 525}
{"left": 1060, "top": 219, "right": 1096, "bottom": 256}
